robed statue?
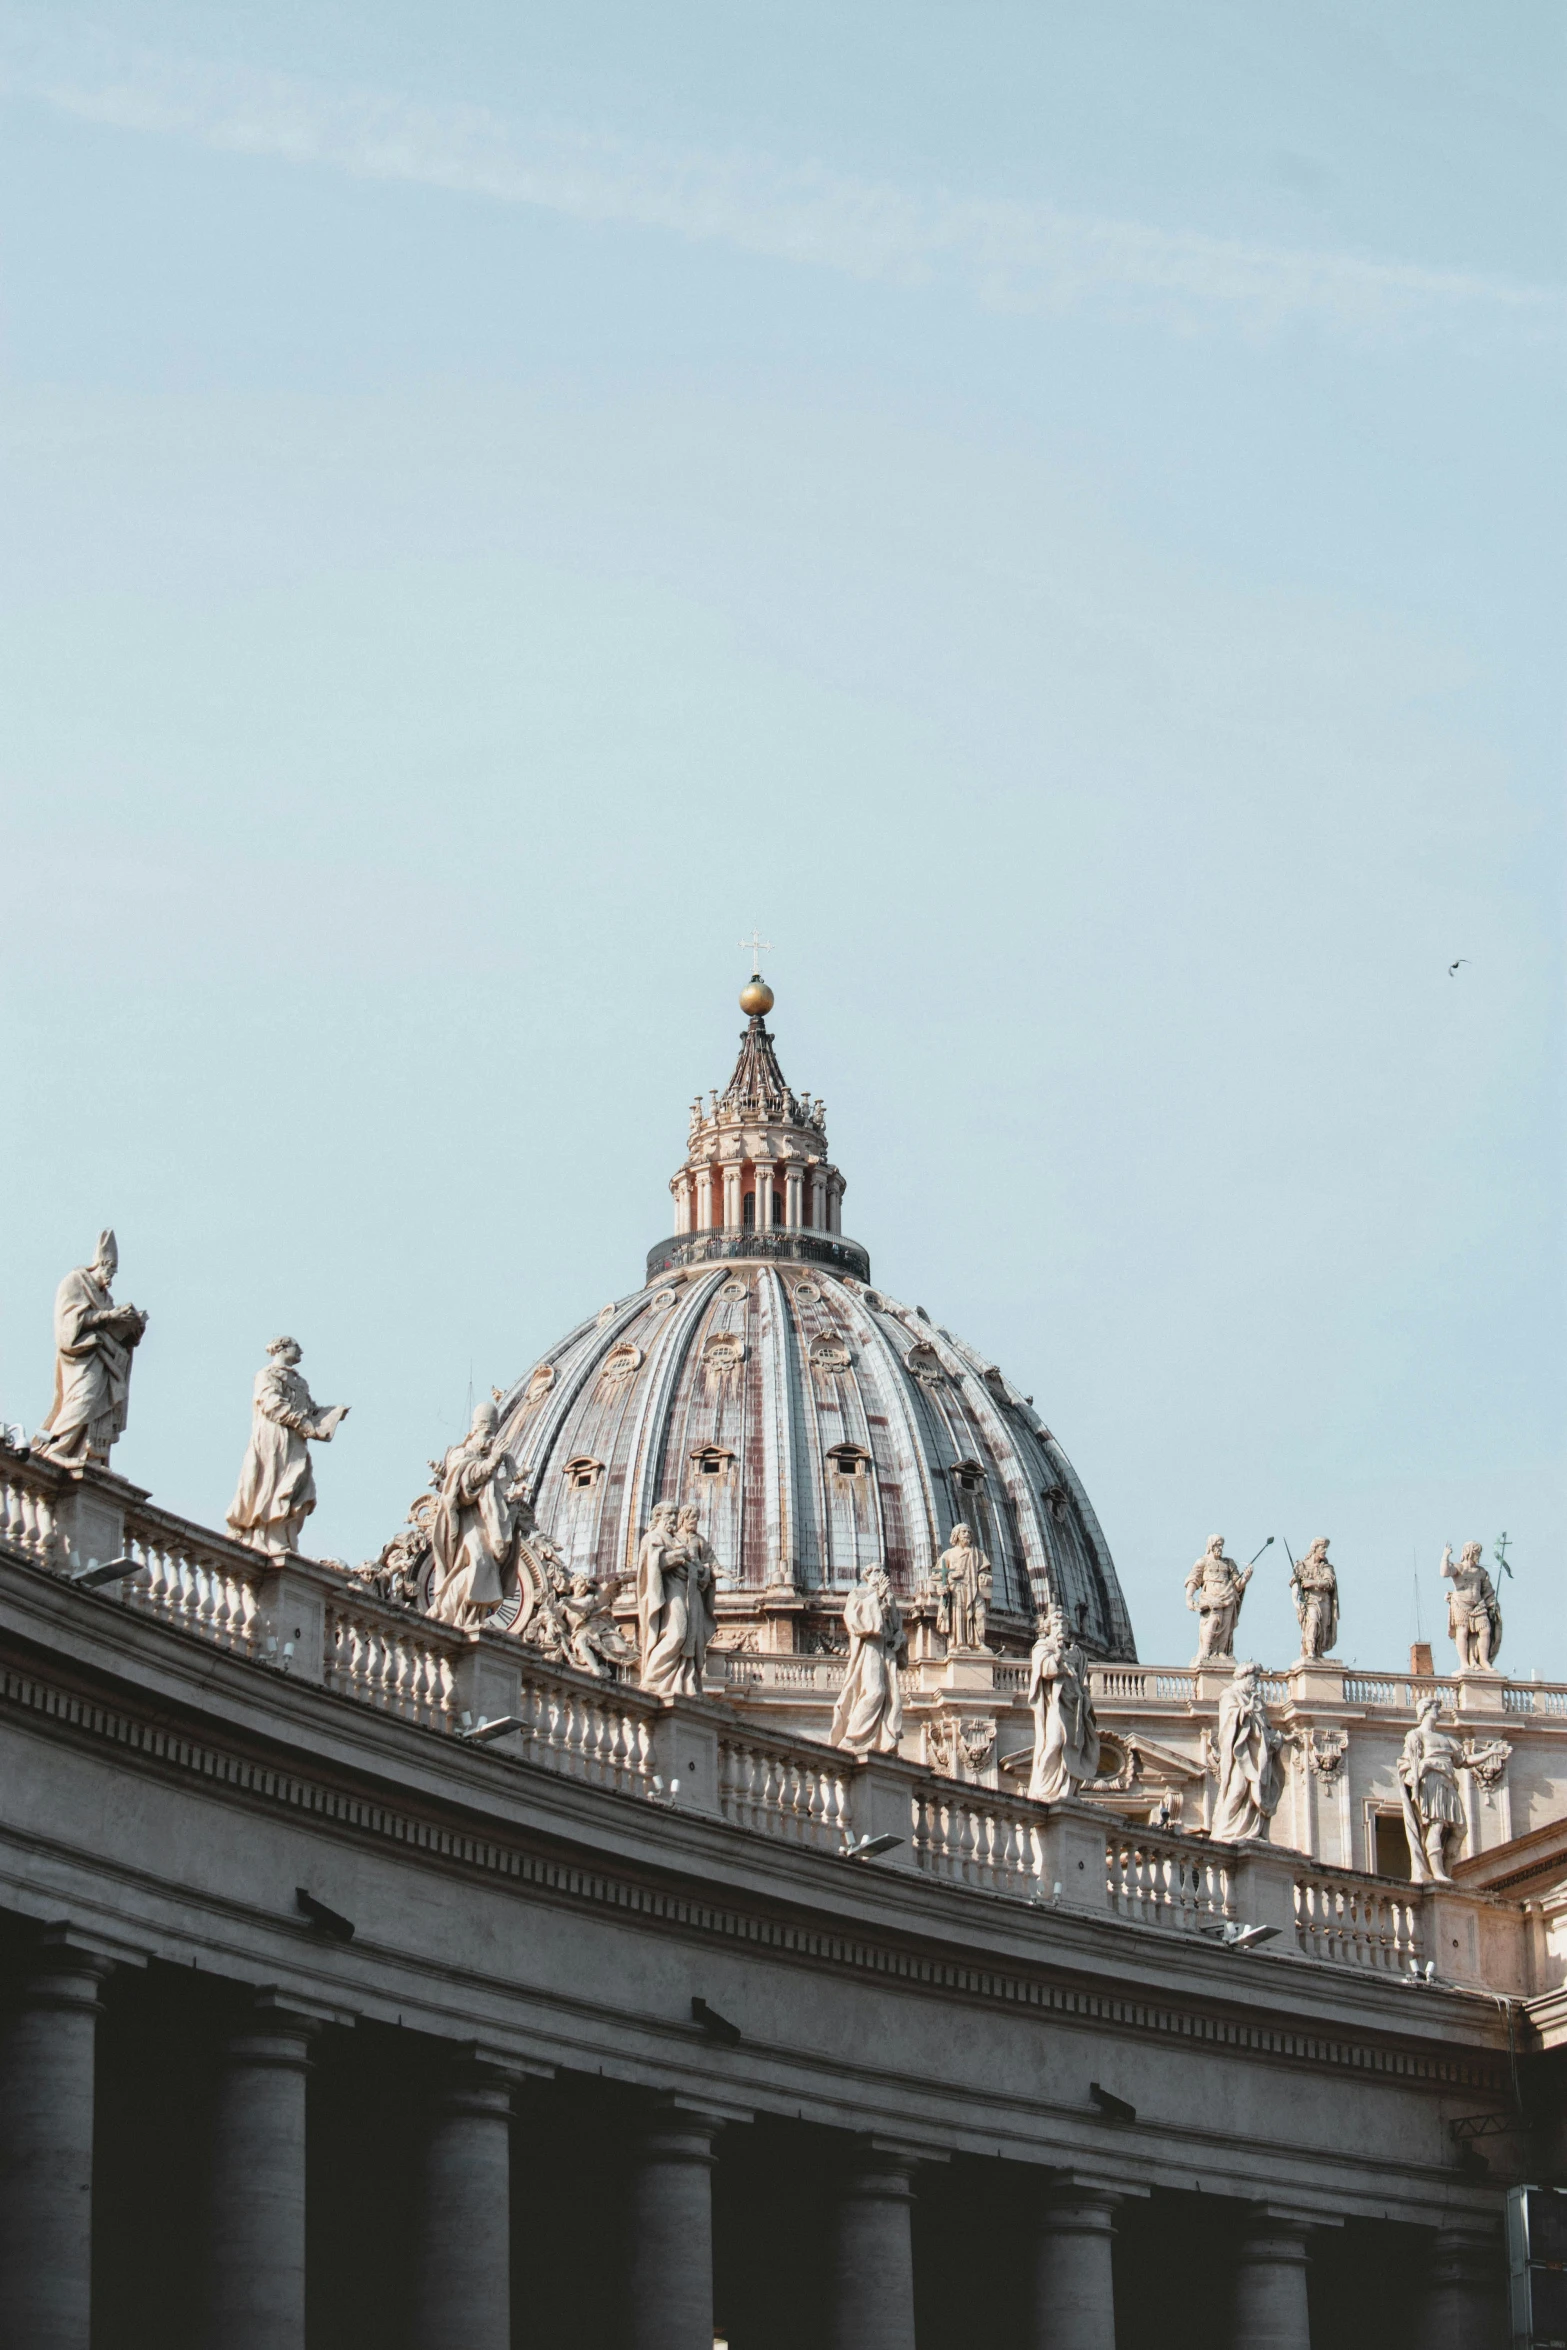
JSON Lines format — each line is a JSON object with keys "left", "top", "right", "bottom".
{"left": 1443, "top": 1542, "right": 1502, "bottom": 1670}
{"left": 227, "top": 1338, "right": 349, "bottom": 1557}
{"left": 36, "top": 1231, "right": 148, "bottom": 1467}
{"left": 828, "top": 1565, "right": 905, "bottom": 1756}
{"left": 1290, "top": 1538, "right": 1339, "bottom": 1660}
{"left": 427, "top": 1400, "right": 530, "bottom": 1628}
{"left": 1210, "top": 1662, "right": 1283, "bottom": 1843}
{"left": 1027, "top": 1606, "right": 1101, "bottom": 1802}
{"left": 937, "top": 1523, "right": 993, "bottom": 1654}
{"left": 1397, "top": 1698, "right": 1468, "bottom": 1882}
{"left": 1185, "top": 1536, "right": 1251, "bottom": 1662}
{"left": 635, "top": 1501, "right": 717, "bottom": 1698}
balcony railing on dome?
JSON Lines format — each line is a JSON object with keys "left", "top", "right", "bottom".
{"left": 644, "top": 1228, "right": 872, "bottom": 1284}
{"left": 0, "top": 1441, "right": 1535, "bottom": 1994}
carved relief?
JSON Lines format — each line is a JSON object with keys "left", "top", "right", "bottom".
{"left": 1463, "top": 1738, "right": 1512, "bottom": 1793}
{"left": 596, "top": 1304, "right": 617, "bottom": 1328}
{"left": 599, "top": 1343, "right": 643, "bottom": 1388}
{"left": 1306, "top": 1728, "right": 1349, "bottom": 1780}
{"left": 702, "top": 1331, "right": 746, "bottom": 1374}
{"left": 905, "top": 1343, "right": 946, "bottom": 1387}
{"left": 522, "top": 1364, "right": 556, "bottom": 1410}
{"left": 810, "top": 1335, "right": 851, "bottom": 1374}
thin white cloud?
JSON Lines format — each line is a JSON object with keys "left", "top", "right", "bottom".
{"left": 3, "top": 33, "right": 1560, "bottom": 341}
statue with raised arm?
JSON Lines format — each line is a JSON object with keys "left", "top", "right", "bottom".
{"left": 829, "top": 1565, "right": 905, "bottom": 1755}
{"left": 1185, "top": 1535, "right": 1252, "bottom": 1661}
{"left": 1290, "top": 1537, "right": 1340, "bottom": 1660}
{"left": 1443, "top": 1542, "right": 1502, "bottom": 1670}
{"left": 426, "top": 1400, "right": 528, "bottom": 1628}
{"left": 1210, "top": 1662, "right": 1283, "bottom": 1843}
{"left": 227, "top": 1338, "right": 349, "bottom": 1557}
{"left": 636, "top": 1502, "right": 717, "bottom": 1697}
{"left": 35, "top": 1231, "right": 148, "bottom": 1467}
{"left": 1397, "top": 1698, "right": 1468, "bottom": 1882}
{"left": 560, "top": 1574, "right": 636, "bottom": 1679}
{"left": 1027, "top": 1606, "right": 1101, "bottom": 1802}
{"left": 938, "top": 1523, "right": 992, "bottom": 1653}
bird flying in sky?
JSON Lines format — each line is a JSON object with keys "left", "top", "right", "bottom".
{"left": 1448, "top": 959, "right": 1469, "bottom": 975}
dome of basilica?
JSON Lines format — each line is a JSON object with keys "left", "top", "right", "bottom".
{"left": 488, "top": 979, "right": 1136, "bottom": 1659}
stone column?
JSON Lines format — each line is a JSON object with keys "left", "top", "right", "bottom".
{"left": 808, "top": 1170, "right": 825, "bottom": 1230}
{"left": 626, "top": 2103, "right": 721, "bottom": 2350}
{"left": 827, "top": 1180, "right": 843, "bottom": 1234}
{"left": 0, "top": 1930, "right": 116, "bottom": 2350}
{"left": 826, "top": 2144, "right": 918, "bottom": 2350}
{"left": 200, "top": 1993, "right": 318, "bottom": 2350}
{"left": 411, "top": 2053, "right": 515, "bottom": 2350}
{"left": 722, "top": 1166, "right": 742, "bottom": 1231}
{"left": 672, "top": 1179, "right": 689, "bottom": 1235}
{"left": 1027, "top": 2179, "right": 1121, "bottom": 2350}
{"left": 1229, "top": 2207, "right": 1314, "bottom": 2350}
{"left": 756, "top": 1163, "right": 774, "bottom": 1229}
{"left": 785, "top": 1167, "right": 803, "bottom": 1229}
{"left": 1420, "top": 2220, "right": 1504, "bottom": 2350}
{"left": 696, "top": 1167, "right": 714, "bottom": 1231}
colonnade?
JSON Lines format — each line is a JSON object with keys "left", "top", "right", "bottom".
{"left": 0, "top": 1929, "right": 1507, "bottom": 2350}
{"left": 673, "top": 1161, "right": 844, "bottom": 1236}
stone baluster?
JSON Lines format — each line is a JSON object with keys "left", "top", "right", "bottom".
{"left": 1027, "top": 2176, "right": 1123, "bottom": 2349}
{"left": 0, "top": 1928, "right": 119, "bottom": 2350}
{"left": 626, "top": 2102, "right": 723, "bottom": 2350}
{"left": 1419, "top": 2219, "right": 1504, "bottom": 2349}
{"left": 199, "top": 1992, "right": 322, "bottom": 2350}
{"left": 412, "top": 2052, "right": 519, "bottom": 2350}
{"left": 1229, "top": 2206, "right": 1318, "bottom": 2349}
{"left": 826, "top": 2142, "right": 920, "bottom": 2350}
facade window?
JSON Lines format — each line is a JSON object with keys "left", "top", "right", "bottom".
{"left": 951, "top": 1459, "right": 986, "bottom": 1495}
{"left": 692, "top": 1445, "right": 735, "bottom": 1477}
{"left": 773, "top": 1190, "right": 784, "bottom": 1226}
{"left": 564, "top": 1456, "right": 604, "bottom": 1490}
{"left": 828, "top": 1444, "right": 871, "bottom": 1479}
{"left": 743, "top": 1192, "right": 756, "bottom": 1229}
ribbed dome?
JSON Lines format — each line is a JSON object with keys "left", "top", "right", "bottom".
{"left": 497, "top": 1262, "right": 1136, "bottom": 1659}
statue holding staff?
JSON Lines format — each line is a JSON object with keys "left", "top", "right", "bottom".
{"left": 1184, "top": 1535, "right": 1256, "bottom": 1661}
{"left": 1443, "top": 1542, "right": 1502, "bottom": 1670}
{"left": 35, "top": 1231, "right": 148, "bottom": 1467}
{"left": 1289, "top": 1537, "right": 1340, "bottom": 1659}
{"left": 1397, "top": 1698, "right": 1468, "bottom": 1882}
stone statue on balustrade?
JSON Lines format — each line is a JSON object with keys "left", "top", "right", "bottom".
{"left": 828, "top": 1565, "right": 906, "bottom": 1756}
{"left": 1443, "top": 1542, "right": 1502, "bottom": 1670}
{"left": 1185, "top": 1536, "right": 1252, "bottom": 1662}
{"left": 1026, "top": 1605, "right": 1101, "bottom": 1802}
{"left": 1209, "top": 1662, "right": 1284, "bottom": 1843}
{"left": 227, "top": 1339, "right": 350, "bottom": 1558}
{"left": 1290, "top": 1537, "right": 1339, "bottom": 1660}
{"left": 426, "top": 1399, "right": 530, "bottom": 1629}
{"left": 1397, "top": 1698, "right": 1469, "bottom": 1882}
{"left": 558, "top": 1573, "right": 637, "bottom": 1679}
{"left": 635, "top": 1502, "right": 717, "bottom": 1698}
{"left": 35, "top": 1232, "right": 148, "bottom": 1468}
{"left": 937, "top": 1523, "right": 993, "bottom": 1654}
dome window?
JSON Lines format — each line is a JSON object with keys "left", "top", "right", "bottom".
{"left": 691, "top": 1444, "right": 736, "bottom": 1478}
{"left": 564, "top": 1456, "right": 604, "bottom": 1490}
{"left": 828, "top": 1443, "right": 871, "bottom": 1479}
{"left": 522, "top": 1364, "right": 555, "bottom": 1408}
{"left": 1042, "top": 1482, "right": 1069, "bottom": 1520}
{"left": 950, "top": 1458, "right": 987, "bottom": 1495}
{"left": 599, "top": 1343, "right": 643, "bottom": 1386}
{"left": 809, "top": 1335, "right": 850, "bottom": 1374}
{"left": 905, "top": 1342, "right": 945, "bottom": 1386}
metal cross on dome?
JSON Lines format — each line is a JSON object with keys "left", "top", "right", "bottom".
{"left": 740, "top": 930, "right": 773, "bottom": 976}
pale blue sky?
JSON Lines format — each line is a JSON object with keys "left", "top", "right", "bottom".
{"left": 1, "top": 3, "right": 1561, "bottom": 1670}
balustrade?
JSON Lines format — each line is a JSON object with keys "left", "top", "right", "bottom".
{"left": 912, "top": 1781, "right": 1040, "bottom": 1896}
{"left": 717, "top": 1731, "right": 850, "bottom": 1848}
{"left": 1105, "top": 1826, "right": 1232, "bottom": 1930}
{"left": 1293, "top": 1872, "right": 1422, "bottom": 1971}
{"left": 324, "top": 1597, "right": 457, "bottom": 1727}
{"left": 120, "top": 1515, "right": 264, "bottom": 1658}
{"left": 0, "top": 1452, "right": 59, "bottom": 1567}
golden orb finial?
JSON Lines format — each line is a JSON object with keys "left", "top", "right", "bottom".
{"left": 740, "top": 974, "right": 775, "bottom": 1017}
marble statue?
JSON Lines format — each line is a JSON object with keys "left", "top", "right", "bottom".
{"left": 427, "top": 1400, "right": 529, "bottom": 1629}
{"left": 1290, "top": 1538, "right": 1339, "bottom": 1660}
{"left": 1444, "top": 1542, "right": 1502, "bottom": 1670}
{"left": 560, "top": 1574, "right": 636, "bottom": 1678}
{"left": 1185, "top": 1536, "right": 1252, "bottom": 1662}
{"left": 1026, "top": 1605, "right": 1101, "bottom": 1802}
{"left": 636, "top": 1502, "right": 717, "bottom": 1698}
{"left": 828, "top": 1566, "right": 905, "bottom": 1756}
{"left": 1209, "top": 1663, "right": 1283, "bottom": 1843}
{"left": 1397, "top": 1698, "right": 1468, "bottom": 1882}
{"left": 36, "top": 1231, "right": 148, "bottom": 1467}
{"left": 937, "top": 1523, "right": 992, "bottom": 1654}
{"left": 226, "top": 1339, "right": 349, "bottom": 1558}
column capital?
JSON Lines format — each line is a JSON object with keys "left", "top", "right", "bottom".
{"left": 634, "top": 2096, "right": 728, "bottom": 2165}
{"left": 30, "top": 1917, "right": 151, "bottom": 1976}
